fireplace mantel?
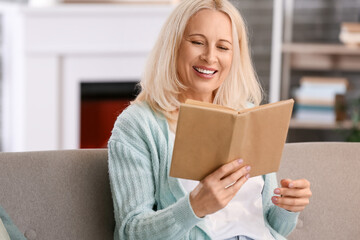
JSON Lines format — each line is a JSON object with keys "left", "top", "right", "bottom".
{"left": 0, "top": 3, "right": 173, "bottom": 151}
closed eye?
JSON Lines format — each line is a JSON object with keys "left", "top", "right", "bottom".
{"left": 191, "top": 41, "right": 203, "bottom": 45}
{"left": 218, "top": 46, "right": 229, "bottom": 51}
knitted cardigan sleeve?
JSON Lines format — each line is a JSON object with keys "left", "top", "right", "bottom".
{"left": 108, "top": 104, "right": 202, "bottom": 240}
{"left": 262, "top": 173, "right": 300, "bottom": 238}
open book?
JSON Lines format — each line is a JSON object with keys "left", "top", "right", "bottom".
{"left": 170, "top": 99, "right": 294, "bottom": 181}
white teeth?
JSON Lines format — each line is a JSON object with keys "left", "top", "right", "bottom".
{"left": 195, "top": 67, "right": 215, "bottom": 75}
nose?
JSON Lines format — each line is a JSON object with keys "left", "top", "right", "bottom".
{"left": 200, "top": 45, "right": 217, "bottom": 64}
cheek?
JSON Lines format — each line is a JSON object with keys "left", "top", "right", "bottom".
{"left": 221, "top": 55, "right": 233, "bottom": 75}
{"left": 176, "top": 54, "right": 187, "bottom": 78}
{"left": 226, "top": 55, "right": 233, "bottom": 69}
{"left": 178, "top": 50, "right": 192, "bottom": 71}
{"left": 181, "top": 44, "right": 201, "bottom": 65}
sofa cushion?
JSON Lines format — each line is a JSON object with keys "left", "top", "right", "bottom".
{"left": 278, "top": 142, "right": 360, "bottom": 240}
{"left": 0, "top": 149, "right": 114, "bottom": 240}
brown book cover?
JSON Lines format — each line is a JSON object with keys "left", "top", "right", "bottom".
{"left": 170, "top": 99, "right": 294, "bottom": 181}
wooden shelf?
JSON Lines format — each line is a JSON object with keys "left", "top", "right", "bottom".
{"left": 282, "top": 43, "right": 360, "bottom": 71}
{"left": 289, "top": 119, "right": 359, "bottom": 130}
{"left": 283, "top": 43, "right": 360, "bottom": 131}
{"left": 282, "top": 43, "right": 360, "bottom": 55}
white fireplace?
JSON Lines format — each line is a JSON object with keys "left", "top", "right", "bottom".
{"left": 0, "top": 3, "right": 174, "bottom": 151}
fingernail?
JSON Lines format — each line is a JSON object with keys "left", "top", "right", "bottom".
{"left": 237, "top": 158, "right": 243, "bottom": 164}
{"left": 274, "top": 188, "right": 280, "bottom": 194}
{"left": 289, "top": 183, "right": 294, "bottom": 188}
{"left": 272, "top": 196, "right": 278, "bottom": 203}
{"left": 245, "top": 173, "right": 250, "bottom": 179}
{"left": 246, "top": 166, "right": 251, "bottom": 172}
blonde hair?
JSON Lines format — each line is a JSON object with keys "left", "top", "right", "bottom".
{"left": 134, "top": 0, "right": 263, "bottom": 119}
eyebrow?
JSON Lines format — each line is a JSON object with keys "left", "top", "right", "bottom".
{"left": 188, "top": 33, "right": 232, "bottom": 45}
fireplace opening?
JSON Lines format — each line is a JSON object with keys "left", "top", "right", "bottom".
{"left": 80, "top": 81, "right": 139, "bottom": 149}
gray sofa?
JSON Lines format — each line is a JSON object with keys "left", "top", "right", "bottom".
{"left": 0, "top": 142, "right": 359, "bottom": 240}
{"left": 0, "top": 149, "right": 114, "bottom": 240}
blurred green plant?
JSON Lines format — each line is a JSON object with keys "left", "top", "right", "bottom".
{"left": 346, "top": 97, "right": 360, "bottom": 142}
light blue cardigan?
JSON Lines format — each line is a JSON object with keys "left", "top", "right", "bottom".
{"left": 108, "top": 101, "right": 299, "bottom": 240}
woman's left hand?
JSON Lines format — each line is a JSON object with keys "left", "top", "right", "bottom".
{"left": 271, "top": 178, "right": 312, "bottom": 212}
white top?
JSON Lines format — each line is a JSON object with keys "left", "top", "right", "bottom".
{"left": 0, "top": 219, "right": 11, "bottom": 240}
{"left": 170, "top": 131, "right": 274, "bottom": 240}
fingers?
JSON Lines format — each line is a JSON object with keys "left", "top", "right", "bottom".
{"left": 274, "top": 178, "right": 312, "bottom": 213}
{"left": 271, "top": 196, "right": 309, "bottom": 212}
{"left": 227, "top": 172, "right": 249, "bottom": 196}
{"left": 272, "top": 196, "right": 309, "bottom": 206}
{"left": 209, "top": 158, "right": 244, "bottom": 180}
{"left": 280, "top": 179, "right": 291, "bottom": 188}
{"left": 190, "top": 158, "right": 251, "bottom": 217}
{"left": 290, "top": 179, "right": 311, "bottom": 189}
{"left": 274, "top": 187, "right": 312, "bottom": 198}
{"left": 281, "top": 178, "right": 310, "bottom": 189}
{"left": 278, "top": 178, "right": 312, "bottom": 198}
{"left": 221, "top": 165, "right": 251, "bottom": 188}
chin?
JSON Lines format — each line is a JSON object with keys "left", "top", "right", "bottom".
{"left": 194, "top": 83, "right": 221, "bottom": 94}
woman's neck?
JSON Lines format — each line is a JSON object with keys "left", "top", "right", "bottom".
{"left": 167, "top": 110, "right": 178, "bottom": 134}
{"left": 179, "top": 92, "right": 214, "bottom": 103}
{"left": 169, "top": 92, "right": 214, "bottom": 133}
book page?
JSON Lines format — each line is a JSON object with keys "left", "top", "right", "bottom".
{"left": 185, "top": 99, "right": 237, "bottom": 114}
{"left": 237, "top": 99, "right": 294, "bottom": 114}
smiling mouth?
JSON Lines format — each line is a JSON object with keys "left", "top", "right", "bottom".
{"left": 193, "top": 66, "right": 218, "bottom": 75}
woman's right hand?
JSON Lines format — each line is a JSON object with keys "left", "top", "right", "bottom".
{"left": 189, "top": 159, "right": 251, "bottom": 218}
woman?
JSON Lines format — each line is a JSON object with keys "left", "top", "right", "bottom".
{"left": 108, "top": 0, "right": 312, "bottom": 239}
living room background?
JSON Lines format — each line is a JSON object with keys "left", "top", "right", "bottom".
{"left": 0, "top": 0, "right": 359, "bottom": 151}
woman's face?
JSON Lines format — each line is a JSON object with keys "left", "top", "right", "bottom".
{"left": 177, "top": 9, "right": 233, "bottom": 102}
